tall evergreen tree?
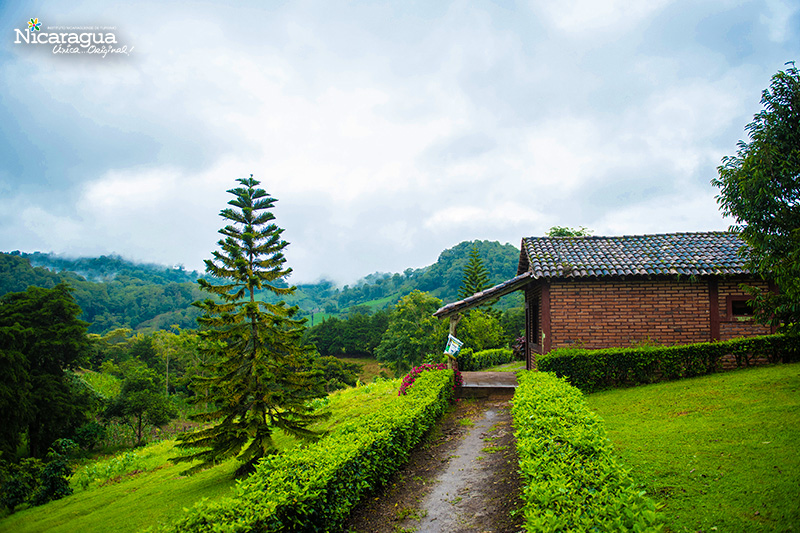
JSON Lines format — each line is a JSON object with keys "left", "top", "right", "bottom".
{"left": 173, "top": 175, "right": 326, "bottom": 476}
{"left": 458, "top": 245, "right": 491, "bottom": 299}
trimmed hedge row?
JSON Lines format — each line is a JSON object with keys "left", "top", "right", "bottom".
{"left": 512, "top": 371, "right": 663, "bottom": 532}
{"left": 456, "top": 347, "right": 516, "bottom": 371}
{"left": 162, "top": 370, "right": 455, "bottom": 532}
{"left": 539, "top": 334, "right": 799, "bottom": 392}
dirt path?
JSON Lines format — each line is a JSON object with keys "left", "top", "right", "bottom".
{"left": 345, "top": 397, "right": 523, "bottom": 533}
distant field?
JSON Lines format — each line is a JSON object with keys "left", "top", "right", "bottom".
{"left": 587, "top": 363, "right": 800, "bottom": 532}
{"left": 338, "top": 355, "right": 393, "bottom": 381}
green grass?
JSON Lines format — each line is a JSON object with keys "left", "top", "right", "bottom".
{"left": 587, "top": 363, "right": 800, "bottom": 532}
{"left": 337, "top": 355, "right": 393, "bottom": 382}
{"left": 482, "top": 360, "right": 525, "bottom": 372}
{"left": 0, "top": 379, "right": 401, "bottom": 533}
{"left": 79, "top": 369, "right": 121, "bottom": 398}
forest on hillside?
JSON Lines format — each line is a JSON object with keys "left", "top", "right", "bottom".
{"left": 0, "top": 240, "right": 522, "bottom": 335}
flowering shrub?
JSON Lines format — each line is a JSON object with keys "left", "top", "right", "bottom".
{"left": 398, "top": 363, "right": 462, "bottom": 396}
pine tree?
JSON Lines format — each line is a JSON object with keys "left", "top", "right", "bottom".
{"left": 458, "top": 245, "right": 491, "bottom": 299}
{"left": 173, "top": 175, "right": 326, "bottom": 476}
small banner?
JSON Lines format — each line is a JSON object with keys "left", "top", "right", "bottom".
{"left": 443, "top": 334, "right": 464, "bottom": 356}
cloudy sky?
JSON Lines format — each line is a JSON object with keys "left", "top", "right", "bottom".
{"left": 1, "top": 1, "right": 797, "bottom": 284}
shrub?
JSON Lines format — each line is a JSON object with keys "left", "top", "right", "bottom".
{"left": 456, "top": 347, "right": 514, "bottom": 371}
{"left": 0, "top": 439, "right": 77, "bottom": 513}
{"left": 398, "top": 363, "right": 462, "bottom": 395}
{"left": 162, "top": 370, "right": 455, "bottom": 533}
{"left": 512, "top": 371, "right": 663, "bottom": 531}
{"left": 539, "top": 334, "right": 799, "bottom": 392}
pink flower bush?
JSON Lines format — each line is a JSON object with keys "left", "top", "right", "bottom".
{"left": 398, "top": 363, "right": 463, "bottom": 396}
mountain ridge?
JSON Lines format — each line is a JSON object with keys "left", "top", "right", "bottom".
{"left": 0, "top": 240, "right": 522, "bottom": 333}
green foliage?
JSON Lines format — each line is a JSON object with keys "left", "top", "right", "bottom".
{"left": 546, "top": 226, "right": 593, "bottom": 237}
{"left": 0, "top": 252, "right": 205, "bottom": 334}
{"left": 72, "top": 449, "right": 149, "bottom": 491}
{"left": 303, "top": 310, "right": 389, "bottom": 356}
{"left": 173, "top": 176, "right": 326, "bottom": 477}
{"left": 104, "top": 362, "right": 177, "bottom": 447}
{"left": 0, "top": 439, "right": 77, "bottom": 513}
{"left": 0, "top": 458, "right": 42, "bottom": 512}
{"left": 712, "top": 62, "right": 800, "bottom": 334}
{"left": 374, "top": 290, "right": 447, "bottom": 375}
{"left": 0, "top": 380, "right": 402, "bottom": 532}
{"left": 458, "top": 245, "right": 491, "bottom": 300}
{"left": 539, "top": 334, "right": 798, "bottom": 392}
{"left": 0, "top": 283, "right": 92, "bottom": 459}
{"left": 29, "top": 440, "right": 77, "bottom": 507}
{"left": 161, "top": 370, "right": 454, "bottom": 533}
{"left": 312, "top": 355, "right": 362, "bottom": 392}
{"left": 1, "top": 238, "right": 523, "bottom": 336}
{"left": 511, "top": 371, "right": 663, "bottom": 531}
{"left": 455, "top": 309, "right": 505, "bottom": 352}
{"left": 456, "top": 347, "right": 515, "bottom": 371}
{"left": 398, "top": 363, "right": 462, "bottom": 395}
{"left": 499, "top": 306, "right": 525, "bottom": 345}
{"left": 73, "top": 422, "right": 107, "bottom": 451}
{"left": 415, "top": 240, "right": 521, "bottom": 305}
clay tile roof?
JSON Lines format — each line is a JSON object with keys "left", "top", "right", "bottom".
{"left": 520, "top": 231, "right": 748, "bottom": 279}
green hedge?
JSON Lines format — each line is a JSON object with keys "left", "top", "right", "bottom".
{"left": 162, "top": 370, "right": 454, "bottom": 532}
{"left": 456, "top": 347, "right": 515, "bottom": 371}
{"left": 512, "top": 371, "right": 663, "bottom": 532}
{"left": 539, "top": 334, "right": 799, "bottom": 392}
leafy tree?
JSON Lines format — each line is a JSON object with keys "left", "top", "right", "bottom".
{"left": 0, "top": 457, "right": 42, "bottom": 512}
{"left": 312, "top": 356, "right": 362, "bottom": 392}
{"left": 29, "top": 439, "right": 76, "bottom": 506}
{"left": 712, "top": 62, "right": 800, "bottom": 334}
{"left": 87, "top": 328, "right": 134, "bottom": 369}
{"left": 458, "top": 245, "right": 491, "bottom": 299}
{"left": 152, "top": 326, "right": 200, "bottom": 395}
{"left": 0, "top": 439, "right": 77, "bottom": 513}
{"left": 0, "top": 284, "right": 91, "bottom": 459}
{"left": 375, "top": 290, "right": 447, "bottom": 374}
{"left": 546, "top": 226, "right": 593, "bottom": 237}
{"left": 455, "top": 309, "right": 505, "bottom": 352}
{"left": 499, "top": 306, "right": 525, "bottom": 346}
{"left": 104, "top": 362, "right": 177, "bottom": 446}
{"left": 173, "top": 175, "right": 326, "bottom": 476}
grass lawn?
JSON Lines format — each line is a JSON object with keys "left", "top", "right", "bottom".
{"left": 483, "top": 360, "right": 526, "bottom": 372}
{"left": 587, "top": 363, "right": 800, "bottom": 532}
{"left": 0, "top": 379, "right": 402, "bottom": 533}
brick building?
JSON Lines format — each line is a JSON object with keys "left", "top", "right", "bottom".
{"left": 434, "top": 232, "right": 774, "bottom": 370}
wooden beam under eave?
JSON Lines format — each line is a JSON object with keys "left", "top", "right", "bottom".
{"left": 541, "top": 281, "right": 552, "bottom": 355}
{"left": 709, "top": 278, "right": 720, "bottom": 341}
{"left": 447, "top": 313, "right": 462, "bottom": 370}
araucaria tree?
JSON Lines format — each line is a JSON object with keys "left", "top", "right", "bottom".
{"left": 458, "top": 245, "right": 491, "bottom": 300}
{"left": 173, "top": 175, "right": 326, "bottom": 476}
{"left": 712, "top": 62, "right": 800, "bottom": 334}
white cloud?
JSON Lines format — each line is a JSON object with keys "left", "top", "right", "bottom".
{"left": 0, "top": 0, "right": 790, "bottom": 284}
{"left": 532, "top": 0, "right": 672, "bottom": 33}
{"left": 425, "top": 202, "right": 544, "bottom": 231}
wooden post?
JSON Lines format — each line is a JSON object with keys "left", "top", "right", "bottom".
{"left": 447, "top": 313, "right": 462, "bottom": 370}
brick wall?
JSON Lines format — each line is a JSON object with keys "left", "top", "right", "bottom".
{"left": 717, "top": 278, "right": 773, "bottom": 341}
{"left": 548, "top": 278, "right": 711, "bottom": 350}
